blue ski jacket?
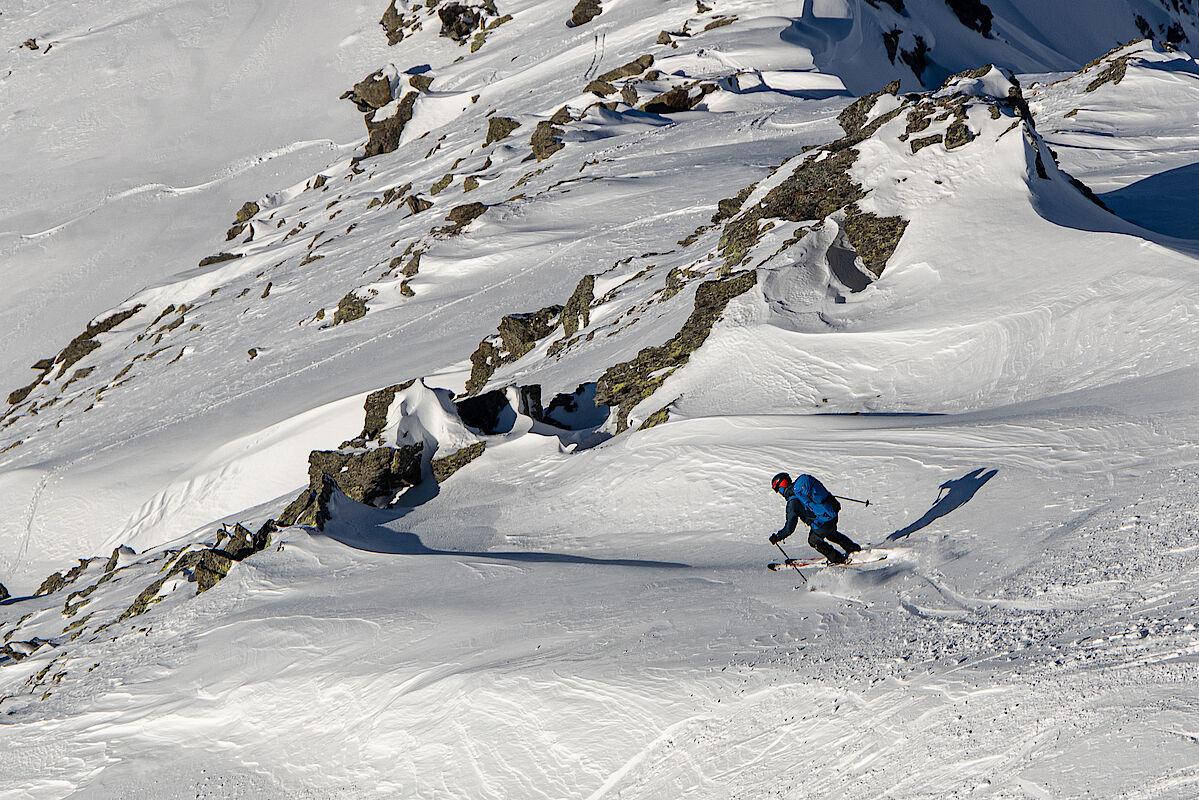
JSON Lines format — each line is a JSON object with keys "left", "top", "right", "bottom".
{"left": 777, "top": 474, "right": 841, "bottom": 537}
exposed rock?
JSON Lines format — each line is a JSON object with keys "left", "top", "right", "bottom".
{"left": 456, "top": 389, "right": 511, "bottom": 433}
{"left": 719, "top": 148, "right": 865, "bottom": 267}
{"left": 279, "top": 446, "right": 424, "bottom": 528}
{"left": 199, "top": 252, "right": 242, "bottom": 267}
{"left": 433, "top": 442, "right": 487, "bottom": 482}
{"left": 910, "top": 133, "right": 943, "bottom": 153}
{"left": 438, "top": 3, "right": 485, "bottom": 43}
{"left": 444, "top": 202, "right": 487, "bottom": 231}
{"left": 1085, "top": 55, "right": 1132, "bottom": 93}
{"left": 406, "top": 195, "right": 434, "bottom": 215}
{"left": 837, "top": 80, "right": 901, "bottom": 137}
{"left": 569, "top": 0, "right": 602, "bottom": 27}
{"left": 641, "top": 83, "right": 716, "bottom": 114}
{"left": 842, "top": 207, "right": 909, "bottom": 277}
{"left": 342, "top": 71, "right": 394, "bottom": 112}
{"left": 945, "top": 0, "right": 993, "bottom": 37}
{"left": 364, "top": 92, "right": 419, "bottom": 159}
{"left": 341, "top": 379, "right": 416, "bottom": 448}
{"left": 866, "top": 0, "right": 905, "bottom": 10}
{"left": 530, "top": 120, "right": 565, "bottom": 160}
{"left": 585, "top": 80, "right": 617, "bottom": 97}
{"left": 0, "top": 582, "right": 8, "bottom": 601}
{"left": 943, "top": 120, "right": 974, "bottom": 149}
{"left": 485, "top": 116, "right": 521, "bottom": 146}
{"left": 431, "top": 173, "right": 453, "bottom": 195}
{"left": 561, "top": 274, "right": 595, "bottom": 337}
{"left": 638, "top": 406, "right": 670, "bottom": 431}
{"left": 466, "top": 306, "right": 563, "bottom": 395}
{"left": 409, "top": 73, "right": 434, "bottom": 93}
{"left": 596, "top": 54, "right": 654, "bottom": 83}
{"left": 103, "top": 545, "right": 134, "bottom": 573}
{"left": 899, "top": 34, "right": 929, "bottom": 80}
{"left": 333, "top": 292, "right": 370, "bottom": 326}
{"left": 235, "top": 201, "right": 260, "bottom": 223}
{"left": 596, "top": 271, "right": 758, "bottom": 432}
{"left": 213, "top": 524, "right": 256, "bottom": 561}
{"left": 621, "top": 84, "right": 639, "bottom": 105}
{"left": 380, "top": 0, "right": 406, "bottom": 45}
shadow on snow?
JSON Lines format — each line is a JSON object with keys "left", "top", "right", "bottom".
{"left": 886, "top": 468, "right": 998, "bottom": 541}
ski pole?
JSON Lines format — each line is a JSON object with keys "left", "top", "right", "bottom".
{"left": 834, "top": 495, "right": 871, "bottom": 507}
{"left": 775, "top": 542, "right": 807, "bottom": 584}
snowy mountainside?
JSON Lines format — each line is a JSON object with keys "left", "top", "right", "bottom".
{"left": 2, "top": 0, "right": 1199, "bottom": 797}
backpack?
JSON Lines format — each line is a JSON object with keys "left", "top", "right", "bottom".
{"left": 790, "top": 474, "right": 840, "bottom": 526}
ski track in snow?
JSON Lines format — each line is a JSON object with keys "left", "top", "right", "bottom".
{"left": 2, "top": 1, "right": 1199, "bottom": 798}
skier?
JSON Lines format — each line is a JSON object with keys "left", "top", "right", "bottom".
{"left": 769, "top": 472, "right": 861, "bottom": 564}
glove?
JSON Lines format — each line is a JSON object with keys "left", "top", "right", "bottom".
{"left": 770, "top": 531, "right": 789, "bottom": 545}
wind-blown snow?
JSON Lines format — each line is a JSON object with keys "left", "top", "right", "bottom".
{"left": 2, "top": 1, "right": 1199, "bottom": 797}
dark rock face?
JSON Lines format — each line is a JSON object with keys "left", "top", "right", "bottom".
{"left": 380, "top": 0, "right": 405, "bottom": 44}
{"left": 0, "top": 582, "right": 8, "bottom": 601}
{"left": 568, "top": 0, "right": 602, "bottom": 27}
{"left": 466, "top": 306, "right": 563, "bottom": 395}
{"left": 596, "top": 271, "right": 758, "bottom": 432}
{"left": 456, "top": 389, "right": 511, "bottom": 433}
{"left": 945, "top": 0, "right": 993, "bottom": 37}
{"left": 198, "top": 252, "right": 243, "bottom": 267}
{"left": 842, "top": 208, "right": 909, "bottom": 277}
{"left": 343, "top": 71, "right": 394, "bottom": 113}
{"left": 445, "top": 202, "right": 487, "bottom": 228}
{"left": 432, "top": 442, "right": 486, "bottom": 482}
{"left": 342, "top": 380, "right": 416, "bottom": 448}
{"left": 596, "top": 54, "right": 654, "bottom": 83}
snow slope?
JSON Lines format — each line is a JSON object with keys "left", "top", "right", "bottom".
{"left": 2, "top": 1, "right": 1199, "bottom": 797}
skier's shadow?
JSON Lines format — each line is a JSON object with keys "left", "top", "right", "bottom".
{"left": 886, "top": 468, "right": 998, "bottom": 541}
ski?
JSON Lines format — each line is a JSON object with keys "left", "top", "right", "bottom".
{"left": 767, "top": 550, "right": 888, "bottom": 571}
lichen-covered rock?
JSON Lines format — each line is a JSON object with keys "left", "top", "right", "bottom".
{"left": 466, "top": 306, "right": 563, "bottom": 395}
{"left": 235, "top": 201, "right": 260, "bottom": 224}
{"left": 910, "top": 133, "right": 943, "bottom": 153}
{"left": 49, "top": 306, "right": 146, "bottom": 380}
{"left": 943, "top": 120, "right": 974, "bottom": 149}
{"left": 485, "top": 116, "right": 521, "bottom": 146}
{"left": 1085, "top": 55, "right": 1132, "bottom": 93}
{"left": 561, "top": 274, "right": 595, "bottom": 337}
{"left": 842, "top": 207, "right": 909, "bottom": 277}
{"left": 333, "top": 292, "right": 370, "bottom": 326}
{"left": 837, "top": 80, "right": 901, "bottom": 137}
{"left": 406, "top": 195, "right": 434, "bottom": 215}
{"left": 285, "top": 445, "right": 424, "bottom": 524}
{"left": 341, "top": 380, "right": 417, "bottom": 448}
{"left": 596, "top": 271, "right": 758, "bottom": 432}
{"left": 569, "top": 0, "right": 602, "bottom": 27}
{"left": 432, "top": 441, "right": 486, "bottom": 482}
{"left": 34, "top": 572, "right": 66, "bottom": 597}
{"left": 585, "top": 79, "right": 617, "bottom": 97}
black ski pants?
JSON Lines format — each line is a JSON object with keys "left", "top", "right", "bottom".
{"left": 808, "top": 518, "right": 859, "bottom": 564}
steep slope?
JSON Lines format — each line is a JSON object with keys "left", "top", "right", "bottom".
{"left": 2, "top": 2, "right": 1199, "bottom": 797}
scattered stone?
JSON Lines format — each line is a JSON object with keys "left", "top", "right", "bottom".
{"left": 409, "top": 73, "right": 434, "bottom": 93}
{"left": 333, "top": 292, "right": 370, "bottom": 326}
{"left": 485, "top": 116, "right": 521, "bottom": 146}
{"left": 379, "top": 0, "right": 406, "bottom": 45}
{"left": 199, "top": 252, "right": 243, "bottom": 268}
{"left": 596, "top": 54, "right": 654, "bottom": 83}
{"left": 569, "top": 0, "right": 602, "bottom": 27}
{"left": 364, "top": 92, "right": 418, "bottom": 159}
{"left": 235, "top": 201, "right": 260, "bottom": 223}
{"left": 596, "top": 270, "right": 758, "bottom": 432}
{"left": 0, "top": 582, "right": 8, "bottom": 601}
{"left": 641, "top": 83, "right": 716, "bottom": 114}
{"left": 438, "top": 3, "right": 487, "bottom": 43}
{"left": 342, "top": 71, "right": 394, "bottom": 112}
{"left": 431, "top": 173, "right": 454, "bottom": 195}
{"left": 406, "top": 195, "right": 434, "bottom": 215}
{"left": 585, "top": 79, "right": 617, "bottom": 97}
{"left": 444, "top": 202, "right": 487, "bottom": 229}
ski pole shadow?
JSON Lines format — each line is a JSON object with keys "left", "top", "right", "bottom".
{"left": 886, "top": 468, "right": 998, "bottom": 541}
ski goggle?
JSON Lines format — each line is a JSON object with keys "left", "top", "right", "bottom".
{"left": 771, "top": 476, "right": 790, "bottom": 492}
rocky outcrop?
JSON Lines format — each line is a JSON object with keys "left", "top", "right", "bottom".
{"left": 596, "top": 270, "right": 758, "bottom": 432}
{"left": 278, "top": 445, "right": 424, "bottom": 529}
{"left": 596, "top": 54, "right": 654, "bottom": 83}
{"left": 466, "top": 307, "right": 563, "bottom": 395}
{"left": 561, "top": 275, "right": 595, "bottom": 338}
{"left": 0, "top": 582, "right": 8, "bottom": 601}
{"left": 342, "top": 69, "right": 419, "bottom": 159}
{"left": 438, "top": 2, "right": 497, "bottom": 43}
{"left": 530, "top": 120, "right": 566, "bottom": 160}
{"left": 333, "top": 292, "right": 370, "bottom": 326}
